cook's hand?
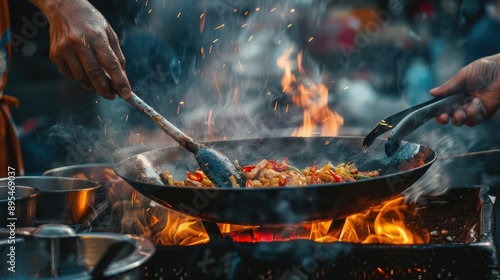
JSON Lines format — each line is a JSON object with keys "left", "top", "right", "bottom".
{"left": 28, "top": 0, "right": 131, "bottom": 99}
{"left": 430, "top": 54, "right": 500, "bottom": 127}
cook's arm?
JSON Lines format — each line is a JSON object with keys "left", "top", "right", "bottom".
{"left": 430, "top": 54, "right": 500, "bottom": 127}
{"left": 27, "top": 0, "right": 131, "bottom": 99}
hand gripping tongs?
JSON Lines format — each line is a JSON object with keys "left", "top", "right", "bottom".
{"left": 363, "top": 91, "right": 468, "bottom": 157}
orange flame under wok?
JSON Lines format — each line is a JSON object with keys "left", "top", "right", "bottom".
{"left": 142, "top": 195, "right": 428, "bottom": 245}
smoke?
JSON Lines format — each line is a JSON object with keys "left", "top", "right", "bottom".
{"left": 42, "top": 0, "right": 333, "bottom": 168}
{"left": 114, "top": 0, "right": 330, "bottom": 140}
{"left": 44, "top": 1, "right": 500, "bottom": 202}
{"left": 401, "top": 118, "right": 500, "bottom": 203}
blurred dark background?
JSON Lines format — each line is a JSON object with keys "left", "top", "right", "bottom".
{"left": 5, "top": 0, "right": 498, "bottom": 180}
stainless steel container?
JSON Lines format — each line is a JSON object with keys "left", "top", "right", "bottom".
{"left": 0, "top": 224, "right": 155, "bottom": 279}
{"left": 0, "top": 186, "right": 40, "bottom": 227}
{"left": 0, "top": 177, "right": 101, "bottom": 225}
{"left": 43, "top": 164, "right": 151, "bottom": 207}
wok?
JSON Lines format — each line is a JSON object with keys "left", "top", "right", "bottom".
{"left": 114, "top": 137, "right": 436, "bottom": 225}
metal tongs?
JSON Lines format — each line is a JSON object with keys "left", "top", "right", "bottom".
{"left": 363, "top": 91, "right": 468, "bottom": 156}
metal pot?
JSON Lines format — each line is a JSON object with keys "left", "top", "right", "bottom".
{"left": 43, "top": 164, "right": 151, "bottom": 207}
{"left": 0, "top": 224, "right": 155, "bottom": 279}
{"left": 0, "top": 186, "right": 40, "bottom": 227}
{"left": 0, "top": 177, "right": 101, "bottom": 225}
{"left": 43, "top": 163, "right": 116, "bottom": 204}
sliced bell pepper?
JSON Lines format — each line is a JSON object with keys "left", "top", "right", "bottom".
{"left": 278, "top": 175, "right": 287, "bottom": 186}
{"left": 187, "top": 171, "right": 203, "bottom": 182}
{"left": 329, "top": 170, "right": 345, "bottom": 183}
{"left": 242, "top": 165, "right": 256, "bottom": 173}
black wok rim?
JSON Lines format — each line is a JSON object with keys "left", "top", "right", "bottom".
{"left": 114, "top": 136, "right": 437, "bottom": 192}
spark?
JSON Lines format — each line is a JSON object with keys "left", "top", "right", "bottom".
{"left": 209, "top": 44, "right": 213, "bottom": 53}
{"left": 244, "top": 11, "right": 249, "bottom": 16}
{"left": 287, "top": 24, "right": 293, "bottom": 28}
{"left": 270, "top": 7, "right": 277, "bottom": 12}
{"left": 177, "top": 12, "right": 181, "bottom": 18}
{"left": 177, "top": 106, "right": 180, "bottom": 115}
{"left": 267, "top": 91, "right": 271, "bottom": 95}
{"left": 81, "top": 34, "right": 86, "bottom": 45}
{"left": 343, "top": 86, "right": 349, "bottom": 90}
{"left": 308, "top": 37, "right": 314, "bottom": 42}
{"left": 233, "top": 8, "right": 237, "bottom": 13}
{"left": 222, "top": 63, "right": 226, "bottom": 68}
{"left": 274, "top": 101, "right": 278, "bottom": 110}
{"left": 286, "top": 104, "right": 289, "bottom": 113}
{"left": 125, "top": 114, "right": 129, "bottom": 121}
{"left": 109, "top": 136, "right": 117, "bottom": 148}
{"left": 322, "top": 117, "right": 330, "bottom": 123}
{"left": 207, "top": 109, "right": 213, "bottom": 137}
{"left": 180, "top": 101, "right": 185, "bottom": 105}
{"left": 241, "top": 23, "right": 248, "bottom": 28}
{"left": 238, "top": 60, "right": 243, "bottom": 71}
{"left": 290, "top": 9, "right": 296, "bottom": 13}
{"left": 248, "top": 35, "right": 253, "bottom": 42}
{"left": 255, "top": 7, "right": 260, "bottom": 11}
{"left": 277, "top": 40, "right": 282, "bottom": 44}
{"left": 148, "top": 9, "right": 152, "bottom": 14}
{"left": 200, "top": 47, "right": 204, "bottom": 54}
{"left": 97, "top": 115, "right": 101, "bottom": 122}
{"left": 212, "top": 38, "right": 218, "bottom": 43}
{"left": 145, "top": 0, "right": 148, "bottom": 6}
{"left": 215, "top": 23, "right": 225, "bottom": 30}
{"left": 200, "top": 13, "right": 204, "bottom": 19}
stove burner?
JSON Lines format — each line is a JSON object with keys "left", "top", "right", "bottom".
{"left": 89, "top": 185, "right": 498, "bottom": 279}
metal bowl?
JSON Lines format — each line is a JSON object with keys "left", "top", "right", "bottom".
{"left": 43, "top": 164, "right": 151, "bottom": 207}
{"left": 0, "top": 177, "right": 101, "bottom": 225}
{"left": 0, "top": 185, "right": 40, "bottom": 227}
{"left": 0, "top": 224, "right": 155, "bottom": 279}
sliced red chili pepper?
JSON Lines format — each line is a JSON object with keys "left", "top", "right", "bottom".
{"left": 267, "top": 158, "right": 289, "bottom": 172}
{"left": 242, "top": 165, "right": 255, "bottom": 173}
{"left": 195, "top": 171, "right": 205, "bottom": 181}
{"left": 267, "top": 159, "right": 277, "bottom": 164}
{"left": 278, "top": 175, "right": 287, "bottom": 186}
{"left": 246, "top": 180, "right": 254, "bottom": 188}
{"left": 273, "top": 162, "right": 288, "bottom": 172}
{"left": 187, "top": 171, "right": 203, "bottom": 182}
{"left": 329, "top": 170, "right": 345, "bottom": 183}
{"left": 309, "top": 165, "right": 318, "bottom": 175}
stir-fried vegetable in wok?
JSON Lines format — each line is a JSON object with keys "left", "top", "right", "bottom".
{"left": 160, "top": 158, "right": 380, "bottom": 188}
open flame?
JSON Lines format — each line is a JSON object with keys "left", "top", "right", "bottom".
{"left": 277, "top": 47, "right": 344, "bottom": 136}
{"left": 137, "top": 194, "right": 428, "bottom": 245}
